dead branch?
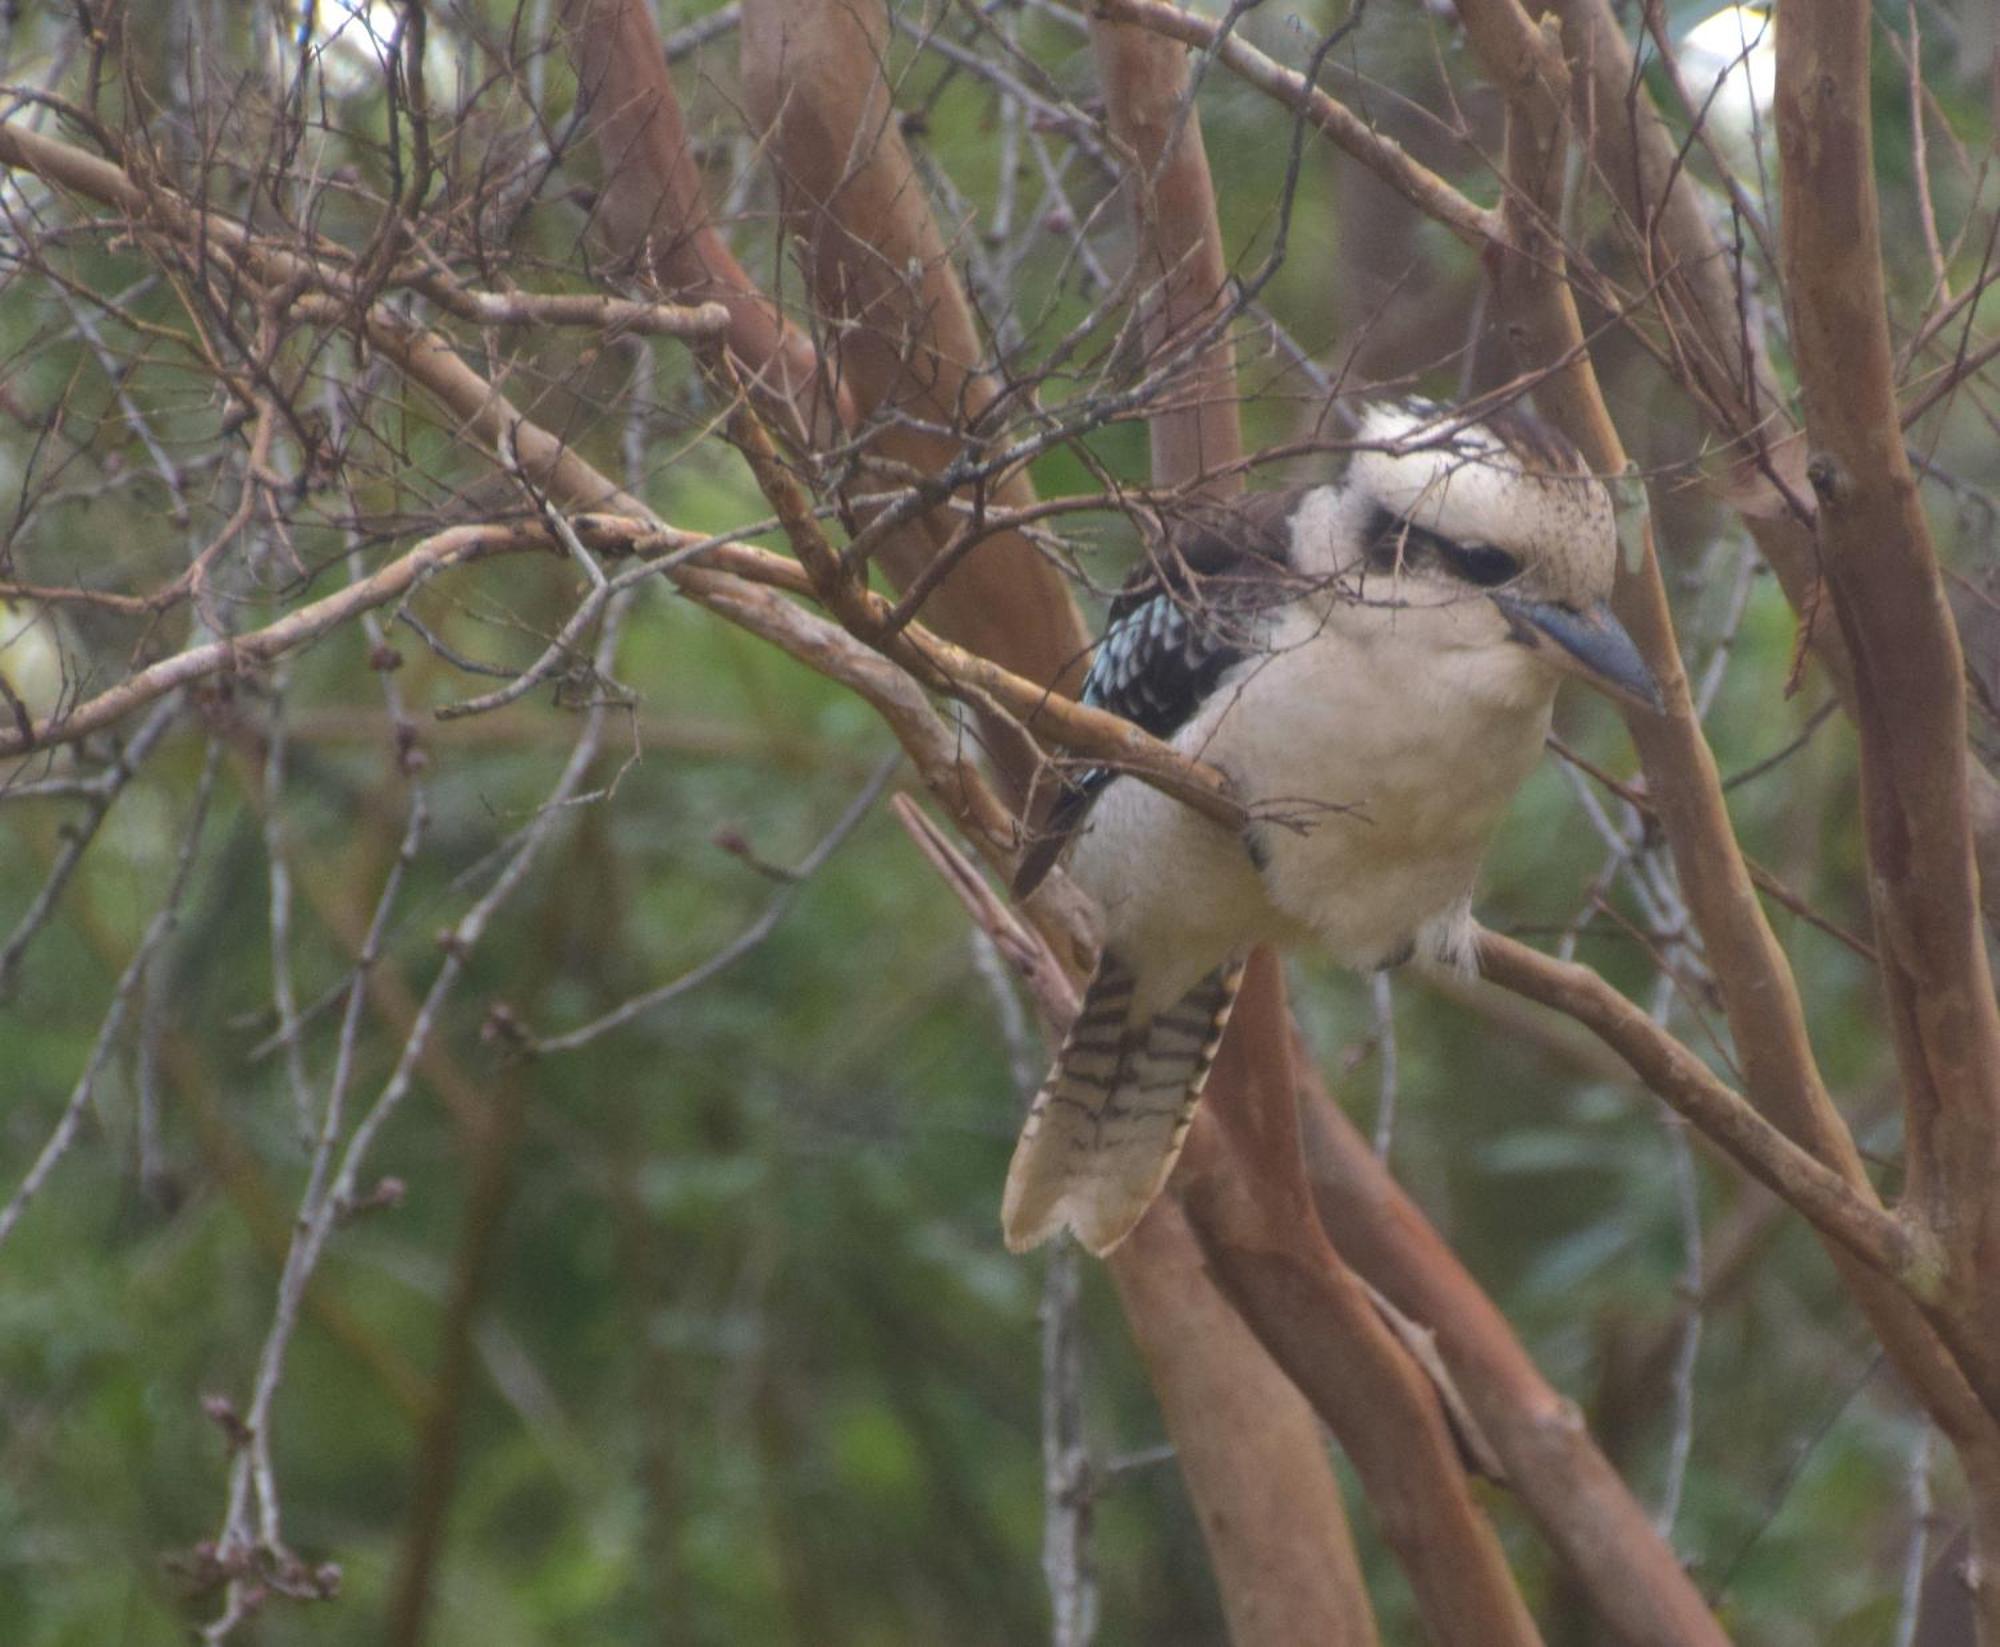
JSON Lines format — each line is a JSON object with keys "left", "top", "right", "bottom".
{"left": 0, "top": 130, "right": 1249, "bottom": 837}
{"left": 0, "top": 741, "right": 220, "bottom": 1250}
{"left": 0, "top": 523, "right": 563, "bottom": 758}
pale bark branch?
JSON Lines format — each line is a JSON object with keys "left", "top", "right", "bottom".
{"left": 1107, "top": 1207, "right": 1381, "bottom": 1647}
{"left": 406, "top": 286, "right": 730, "bottom": 338}
{"left": 0, "top": 524, "right": 552, "bottom": 759}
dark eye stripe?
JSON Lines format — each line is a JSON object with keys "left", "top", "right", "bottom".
{"left": 1440, "top": 542, "right": 1521, "bottom": 587}
{"left": 1363, "top": 507, "right": 1521, "bottom": 587}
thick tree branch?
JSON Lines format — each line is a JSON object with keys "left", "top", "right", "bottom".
{"left": 1293, "top": 1069, "right": 1733, "bottom": 1647}
{"left": 1776, "top": 0, "right": 2000, "bottom": 1412}
{"left": 893, "top": 800, "right": 1382, "bottom": 1646}
{"left": 739, "top": 0, "right": 1084, "bottom": 695}
{"left": 1107, "top": 1205, "right": 1382, "bottom": 1647}
{"left": 1083, "top": 17, "right": 1545, "bottom": 1637}
{"left": 1175, "top": 953, "right": 1546, "bottom": 1647}
{"left": 1533, "top": 0, "right": 2000, "bottom": 934}
{"left": 1090, "top": 14, "right": 1244, "bottom": 497}
{"left": 1456, "top": 0, "right": 2000, "bottom": 1451}
{"left": 558, "top": 0, "right": 833, "bottom": 442}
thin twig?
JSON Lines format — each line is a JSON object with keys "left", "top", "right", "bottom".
{"left": 531, "top": 755, "right": 898, "bottom": 1054}
{"left": 0, "top": 694, "right": 183, "bottom": 996}
{"left": 0, "top": 737, "right": 221, "bottom": 1252}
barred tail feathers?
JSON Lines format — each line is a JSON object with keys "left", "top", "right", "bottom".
{"left": 1001, "top": 956, "right": 1246, "bottom": 1255}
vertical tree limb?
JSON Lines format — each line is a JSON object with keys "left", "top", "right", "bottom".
{"left": 1109, "top": 1206, "right": 1379, "bottom": 1647}
{"left": 896, "top": 798, "right": 1383, "bottom": 1646}
{"left": 1097, "top": 18, "right": 1549, "bottom": 1637}
{"left": 1176, "top": 952, "right": 1547, "bottom": 1647}
{"left": 1776, "top": 0, "right": 2000, "bottom": 1477}
{"left": 559, "top": 0, "right": 833, "bottom": 444}
{"left": 1075, "top": 20, "right": 1499, "bottom": 1635}
{"left": 738, "top": 0, "right": 1083, "bottom": 692}
{"left": 1534, "top": 0, "right": 2000, "bottom": 932}
{"left": 1089, "top": 17, "right": 1244, "bottom": 499}
{"left": 1460, "top": 0, "right": 2000, "bottom": 1463}
{"left": 1295, "top": 1071, "right": 1733, "bottom": 1647}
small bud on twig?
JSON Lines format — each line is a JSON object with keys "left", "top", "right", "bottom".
{"left": 335, "top": 1177, "right": 406, "bottom": 1226}
{"left": 202, "top": 1394, "right": 253, "bottom": 1449}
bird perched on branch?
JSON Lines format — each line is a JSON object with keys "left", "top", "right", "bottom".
{"left": 1003, "top": 400, "right": 1664, "bottom": 1255}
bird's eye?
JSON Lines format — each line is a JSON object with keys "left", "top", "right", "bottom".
{"left": 1441, "top": 543, "right": 1522, "bottom": 587}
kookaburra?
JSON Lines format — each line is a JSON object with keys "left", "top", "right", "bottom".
{"left": 1002, "top": 400, "right": 1664, "bottom": 1255}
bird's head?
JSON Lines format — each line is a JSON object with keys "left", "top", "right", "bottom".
{"left": 1312, "top": 400, "right": 1665, "bottom": 716}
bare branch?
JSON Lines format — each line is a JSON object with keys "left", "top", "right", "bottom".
{"left": 0, "top": 738, "right": 220, "bottom": 1252}
{"left": 1475, "top": 929, "right": 1932, "bottom": 1291}
{"left": 1071, "top": 0, "right": 1501, "bottom": 250}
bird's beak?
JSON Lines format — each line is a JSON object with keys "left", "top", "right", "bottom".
{"left": 1491, "top": 594, "right": 1666, "bottom": 715}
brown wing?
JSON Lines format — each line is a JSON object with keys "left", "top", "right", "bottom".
{"left": 1011, "top": 489, "right": 1316, "bottom": 898}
